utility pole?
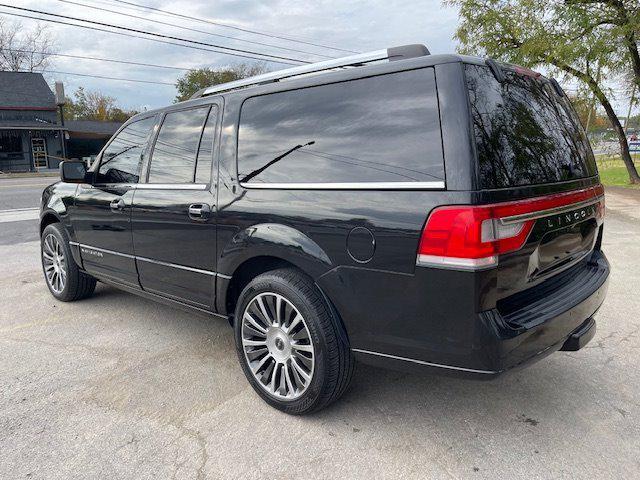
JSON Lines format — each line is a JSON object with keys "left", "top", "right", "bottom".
{"left": 585, "top": 63, "right": 601, "bottom": 134}
{"left": 624, "top": 83, "right": 637, "bottom": 136}
{"left": 626, "top": 83, "right": 638, "bottom": 163}
{"left": 54, "top": 82, "right": 67, "bottom": 162}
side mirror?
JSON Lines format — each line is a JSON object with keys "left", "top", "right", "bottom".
{"left": 59, "top": 161, "right": 88, "bottom": 183}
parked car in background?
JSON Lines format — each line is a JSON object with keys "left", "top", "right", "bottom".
{"left": 40, "top": 45, "right": 609, "bottom": 414}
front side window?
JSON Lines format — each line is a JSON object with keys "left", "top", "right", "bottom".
{"left": 148, "top": 107, "right": 209, "bottom": 184}
{"left": 237, "top": 68, "right": 445, "bottom": 185}
{"left": 96, "top": 116, "right": 156, "bottom": 184}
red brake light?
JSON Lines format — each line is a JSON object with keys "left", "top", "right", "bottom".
{"left": 417, "top": 186, "right": 605, "bottom": 270}
{"left": 513, "top": 66, "right": 542, "bottom": 78}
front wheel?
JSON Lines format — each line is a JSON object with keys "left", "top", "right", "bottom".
{"left": 41, "top": 223, "right": 96, "bottom": 302}
{"left": 234, "top": 268, "right": 354, "bottom": 414}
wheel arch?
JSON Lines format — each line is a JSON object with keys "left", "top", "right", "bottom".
{"left": 222, "top": 255, "right": 352, "bottom": 349}
{"left": 40, "top": 210, "right": 83, "bottom": 267}
{"left": 39, "top": 210, "right": 61, "bottom": 236}
{"left": 218, "top": 223, "right": 335, "bottom": 317}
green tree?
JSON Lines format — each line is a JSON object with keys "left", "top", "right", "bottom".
{"left": 64, "top": 87, "right": 139, "bottom": 122}
{"left": 564, "top": 0, "right": 640, "bottom": 89}
{"left": 174, "top": 63, "right": 267, "bottom": 102}
{"left": 448, "top": 0, "right": 640, "bottom": 183}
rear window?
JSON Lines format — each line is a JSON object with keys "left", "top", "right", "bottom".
{"left": 237, "top": 68, "right": 444, "bottom": 185}
{"left": 465, "top": 64, "right": 597, "bottom": 189}
{"left": 148, "top": 106, "right": 209, "bottom": 184}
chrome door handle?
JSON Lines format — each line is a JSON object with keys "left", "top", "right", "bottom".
{"left": 188, "top": 203, "right": 211, "bottom": 220}
{"left": 110, "top": 198, "right": 125, "bottom": 211}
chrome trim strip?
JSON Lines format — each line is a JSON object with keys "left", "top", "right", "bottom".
{"left": 500, "top": 196, "right": 602, "bottom": 225}
{"left": 351, "top": 349, "right": 497, "bottom": 375}
{"left": 136, "top": 256, "right": 216, "bottom": 276}
{"left": 75, "top": 243, "right": 223, "bottom": 277}
{"left": 240, "top": 181, "right": 445, "bottom": 190}
{"left": 416, "top": 254, "right": 498, "bottom": 271}
{"left": 76, "top": 243, "right": 135, "bottom": 259}
{"left": 135, "top": 183, "right": 208, "bottom": 190}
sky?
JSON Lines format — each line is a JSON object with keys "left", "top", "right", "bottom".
{"left": 4, "top": 0, "right": 459, "bottom": 111}
{"left": 3, "top": 0, "right": 636, "bottom": 116}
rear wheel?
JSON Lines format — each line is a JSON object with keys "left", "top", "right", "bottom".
{"left": 41, "top": 223, "right": 96, "bottom": 302}
{"left": 234, "top": 268, "right": 354, "bottom": 414}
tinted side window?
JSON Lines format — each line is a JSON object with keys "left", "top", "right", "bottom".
{"left": 195, "top": 105, "right": 218, "bottom": 183}
{"left": 237, "top": 68, "right": 444, "bottom": 184}
{"left": 148, "top": 107, "right": 209, "bottom": 183}
{"left": 96, "top": 116, "right": 155, "bottom": 184}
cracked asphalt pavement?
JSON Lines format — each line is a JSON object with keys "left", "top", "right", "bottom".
{"left": 0, "top": 180, "right": 639, "bottom": 479}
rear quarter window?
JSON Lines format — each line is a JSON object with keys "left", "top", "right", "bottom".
{"left": 237, "top": 68, "right": 445, "bottom": 185}
{"left": 465, "top": 64, "right": 597, "bottom": 189}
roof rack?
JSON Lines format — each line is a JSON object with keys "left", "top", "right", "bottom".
{"left": 191, "top": 44, "right": 430, "bottom": 99}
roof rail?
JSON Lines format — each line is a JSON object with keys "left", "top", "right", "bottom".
{"left": 191, "top": 44, "right": 430, "bottom": 99}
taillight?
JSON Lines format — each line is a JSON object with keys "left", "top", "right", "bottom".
{"left": 417, "top": 185, "right": 605, "bottom": 270}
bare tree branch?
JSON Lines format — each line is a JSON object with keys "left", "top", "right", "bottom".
{"left": 0, "top": 19, "right": 55, "bottom": 72}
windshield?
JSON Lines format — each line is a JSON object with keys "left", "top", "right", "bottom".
{"left": 465, "top": 64, "right": 597, "bottom": 189}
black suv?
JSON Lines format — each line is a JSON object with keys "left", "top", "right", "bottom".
{"left": 40, "top": 45, "right": 609, "bottom": 414}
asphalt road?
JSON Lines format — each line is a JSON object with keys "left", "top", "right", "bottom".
{"left": 0, "top": 177, "right": 54, "bottom": 245}
{"left": 0, "top": 180, "right": 639, "bottom": 479}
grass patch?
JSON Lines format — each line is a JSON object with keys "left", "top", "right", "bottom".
{"left": 595, "top": 154, "right": 640, "bottom": 189}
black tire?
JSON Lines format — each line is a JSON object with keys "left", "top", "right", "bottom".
{"left": 41, "top": 223, "right": 96, "bottom": 302}
{"left": 234, "top": 268, "right": 354, "bottom": 415}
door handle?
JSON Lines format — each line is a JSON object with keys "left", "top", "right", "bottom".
{"left": 188, "top": 203, "right": 211, "bottom": 220}
{"left": 110, "top": 198, "right": 125, "bottom": 212}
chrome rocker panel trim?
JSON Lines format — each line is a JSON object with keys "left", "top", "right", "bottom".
{"left": 351, "top": 348, "right": 498, "bottom": 375}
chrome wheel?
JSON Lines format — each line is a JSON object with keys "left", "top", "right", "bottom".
{"left": 241, "top": 292, "right": 315, "bottom": 400}
{"left": 42, "top": 233, "right": 67, "bottom": 294}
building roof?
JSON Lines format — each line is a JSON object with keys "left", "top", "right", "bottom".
{"left": 65, "top": 120, "right": 123, "bottom": 135}
{"left": 0, "top": 71, "right": 56, "bottom": 110}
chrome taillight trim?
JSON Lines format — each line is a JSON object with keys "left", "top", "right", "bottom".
{"left": 499, "top": 196, "right": 603, "bottom": 225}
{"left": 416, "top": 253, "right": 498, "bottom": 270}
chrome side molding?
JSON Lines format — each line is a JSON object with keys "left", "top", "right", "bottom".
{"left": 70, "top": 242, "right": 229, "bottom": 278}
{"left": 240, "top": 181, "right": 445, "bottom": 190}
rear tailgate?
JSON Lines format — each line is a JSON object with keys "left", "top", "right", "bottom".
{"left": 464, "top": 62, "right": 603, "bottom": 299}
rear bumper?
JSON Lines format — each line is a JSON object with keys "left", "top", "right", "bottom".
{"left": 478, "top": 250, "right": 609, "bottom": 375}
{"left": 331, "top": 251, "right": 609, "bottom": 379}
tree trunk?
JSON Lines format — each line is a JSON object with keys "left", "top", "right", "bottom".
{"left": 556, "top": 59, "right": 640, "bottom": 184}
{"left": 611, "top": 0, "right": 640, "bottom": 89}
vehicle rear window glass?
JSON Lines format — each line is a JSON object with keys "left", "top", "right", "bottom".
{"left": 97, "top": 116, "right": 155, "bottom": 184}
{"left": 148, "top": 106, "right": 209, "bottom": 184}
{"left": 465, "top": 64, "right": 597, "bottom": 189}
{"left": 195, "top": 105, "right": 218, "bottom": 184}
{"left": 237, "top": 68, "right": 444, "bottom": 185}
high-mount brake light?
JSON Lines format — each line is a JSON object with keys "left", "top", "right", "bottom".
{"left": 417, "top": 185, "right": 605, "bottom": 271}
{"left": 513, "top": 66, "right": 542, "bottom": 78}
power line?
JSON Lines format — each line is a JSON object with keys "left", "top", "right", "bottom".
{"left": 107, "top": 0, "right": 359, "bottom": 54}
{"left": 4, "top": 48, "right": 196, "bottom": 71}
{"left": 42, "top": 69, "right": 175, "bottom": 85}
{"left": 0, "top": 10, "right": 300, "bottom": 66}
{"left": 53, "top": 0, "right": 335, "bottom": 60}
{"left": 0, "top": 4, "right": 309, "bottom": 65}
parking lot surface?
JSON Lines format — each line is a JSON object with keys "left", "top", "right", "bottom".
{"left": 0, "top": 182, "right": 638, "bottom": 479}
